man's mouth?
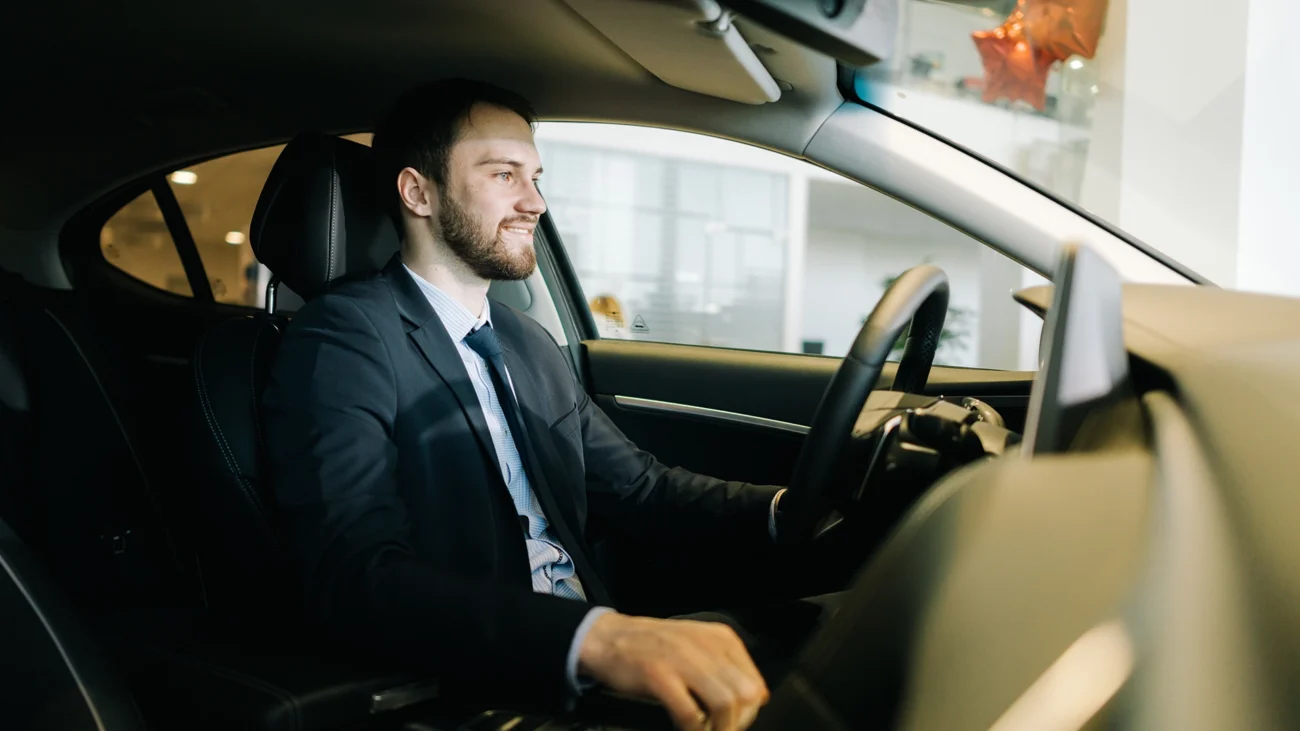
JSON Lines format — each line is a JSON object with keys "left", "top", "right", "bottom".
{"left": 502, "top": 225, "right": 534, "bottom": 236}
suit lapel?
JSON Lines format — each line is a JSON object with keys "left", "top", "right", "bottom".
{"left": 383, "top": 254, "right": 504, "bottom": 477}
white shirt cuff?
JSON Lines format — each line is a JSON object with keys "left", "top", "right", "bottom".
{"left": 566, "top": 605, "right": 616, "bottom": 695}
{"left": 769, "top": 488, "right": 787, "bottom": 541}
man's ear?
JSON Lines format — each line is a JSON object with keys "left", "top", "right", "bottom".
{"left": 396, "top": 167, "right": 437, "bottom": 218}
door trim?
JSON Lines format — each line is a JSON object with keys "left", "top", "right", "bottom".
{"left": 613, "top": 395, "right": 811, "bottom": 435}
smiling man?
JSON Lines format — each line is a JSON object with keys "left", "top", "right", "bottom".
{"left": 264, "top": 79, "right": 800, "bottom": 731}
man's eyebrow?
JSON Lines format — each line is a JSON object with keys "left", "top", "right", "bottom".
{"left": 476, "top": 156, "right": 543, "bottom": 174}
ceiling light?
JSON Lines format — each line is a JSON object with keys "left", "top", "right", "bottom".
{"left": 1069, "top": 58, "right": 1085, "bottom": 70}
{"left": 1090, "top": 85, "right": 1100, "bottom": 94}
{"left": 225, "top": 231, "right": 246, "bottom": 245}
{"left": 170, "top": 170, "right": 198, "bottom": 185}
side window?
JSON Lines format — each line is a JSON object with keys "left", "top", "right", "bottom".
{"left": 100, "top": 134, "right": 372, "bottom": 309}
{"left": 101, "top": 192, "right": 192, "bottom": 296}
{"left": 536, "top": 123, "right": 1043, "bottom": 371}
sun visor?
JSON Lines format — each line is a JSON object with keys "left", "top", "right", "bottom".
{"left": 561, "top": 0, "right": 781, "bottom": 105}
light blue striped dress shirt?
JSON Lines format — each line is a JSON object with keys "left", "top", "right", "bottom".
{"left": 404, "top": 266, "right": 610, "bottom": 691}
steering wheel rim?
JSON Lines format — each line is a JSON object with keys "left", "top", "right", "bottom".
{"left": 778, "top": 264, "right": 950, "bottom": 544}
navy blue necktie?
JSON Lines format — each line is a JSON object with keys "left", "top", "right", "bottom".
{"left": 463, "top": 322, "right": 610, "bottom": 606}
{"left": 464, "top": 323, "right": 536, "bottom": 536}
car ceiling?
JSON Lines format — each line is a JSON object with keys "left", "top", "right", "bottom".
{"left": 1, "top": 0, "right": 841, "bottom": 236}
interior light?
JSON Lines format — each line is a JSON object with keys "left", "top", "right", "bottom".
{"left": 1090, "top": 85, "right": 1100, "bottom": 94}
{"left": 170, "top": 170, "right": 198, "bottom": 185}
{"left": 1069, "top": 58, "right": 1085, "bottom": 70}
{"left": 225, "top": 231, "right": 246, "bottom": 245}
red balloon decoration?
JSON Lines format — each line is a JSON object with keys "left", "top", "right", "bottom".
{"left": 972, "top": 0, "right": 1109, "bottom": 111}
{"left": 1024, "top": 0, "right": 1109, "bottom": 61}
{"left": 971, "top": 2, "right": 1056, "bottom": 111}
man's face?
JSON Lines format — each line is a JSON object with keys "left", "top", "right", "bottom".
{"left": 430, "top": 103, "right": 546, "bottom": 281}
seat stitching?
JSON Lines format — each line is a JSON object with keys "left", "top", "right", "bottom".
{"left": 326, "top": 163, "right": 338, "bottom": 286}
{"left": 195, "top": 336, "right": 274, "bottom": 540}
{"left": 194, "top": 338, "right": 244, "bottom": 491}
{"left": 250, "top": 326, "right": 264, "bottom": 449}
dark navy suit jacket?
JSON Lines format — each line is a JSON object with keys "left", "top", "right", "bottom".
{"left": 263, "top": 254, "right": 781, "bottom": 701}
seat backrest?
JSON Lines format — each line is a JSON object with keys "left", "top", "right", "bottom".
{"left": 189, "top": 132, "right": 398, "bottom": 610}
{"left": 0, "top": 273, "right": 187, "bottom": 614}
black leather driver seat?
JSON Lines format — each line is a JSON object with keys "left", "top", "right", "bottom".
{"left": 190, "top": 132, "right": 399, "bottom": 614}
{"left": 155, "top": 133, "right": 440, "bottom": 731}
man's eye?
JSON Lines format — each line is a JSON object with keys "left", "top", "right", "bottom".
{"left": 497, "top": 171, "right": 512, "bottom": 182}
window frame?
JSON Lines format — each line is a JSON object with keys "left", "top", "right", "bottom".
{"left": 68, "top": 140, "right": 307, "bottom": 315}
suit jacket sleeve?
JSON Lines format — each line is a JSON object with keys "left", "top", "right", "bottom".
{"left": 575, "top": 385, "right": 783, "bottom": 549}
{"left": 263, "top": 295, "right": 591, "bottom": 703}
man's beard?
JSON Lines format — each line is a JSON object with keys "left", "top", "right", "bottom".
{"left": 433, "top": 189, "right": 537, "bottom": 281}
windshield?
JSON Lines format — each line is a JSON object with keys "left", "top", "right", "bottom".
{"left": 849, "top": 0, "right": 1294, "bottom": 295}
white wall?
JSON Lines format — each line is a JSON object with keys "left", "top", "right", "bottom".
{"left": 800, "top": 179, "right": 1026, "bottom": 368}
{"left": 1094, "top": 0, "right": 1249, "bottom": 283}
{"left": 1070, "top": 0, "right": 1300, "bottom": 292}
{"left": 1236, "top": 0, "right": 1300, "bottom": 296}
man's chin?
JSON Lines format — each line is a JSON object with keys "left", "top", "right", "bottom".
{"left": 472, "top": 254, "right": 535, "bottom": 282}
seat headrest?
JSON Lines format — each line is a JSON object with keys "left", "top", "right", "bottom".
{"left": 250, "top": 132, "right": 399, "bottom": 302}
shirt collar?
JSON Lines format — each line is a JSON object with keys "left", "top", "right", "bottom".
{"left": 402, "top": 264, "right": 491, "bottom": 342}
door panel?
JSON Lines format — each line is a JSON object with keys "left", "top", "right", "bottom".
{"left": 582, "top": 338, "right": 1033, "bottom": 614}
{"left": 584, "top": 338, "right": 1032, "bottom": 487}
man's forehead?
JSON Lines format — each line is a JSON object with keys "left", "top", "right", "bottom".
{"left": 450, "top": 112, "right": 539, "bottom": 171}
{"left": 454, "top": 104, "right": 536, "bottom": 147}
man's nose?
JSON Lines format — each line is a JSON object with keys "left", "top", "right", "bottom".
{"left": 518, "top": 183, "right": 547, "bottom": 216}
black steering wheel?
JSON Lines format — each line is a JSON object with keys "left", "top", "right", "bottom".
{"left": 777, "top": 264, "right": 950, "bottom": 544}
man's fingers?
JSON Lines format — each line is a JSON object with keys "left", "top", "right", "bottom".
{"left": 676, "top": 644, "right": 755, "bottom": 731}
{"left": 643, "top": 665, "right": 710, "bottom": 731}
{"left": 578, "top": 615, "right": 769, "bottom": 730}
{"left": 701, "top": 624, "right": 768, "bottom": 709}
{"left": 712, "top": 626, "right": 767, "bottom": 697}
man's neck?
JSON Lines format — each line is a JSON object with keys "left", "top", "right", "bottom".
{"left": 402, "top": 241, "right": 490, "bottom": 319}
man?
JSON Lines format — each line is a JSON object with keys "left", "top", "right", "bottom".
{"left": 264, "top": 79, "right": 803, "bottom": 731}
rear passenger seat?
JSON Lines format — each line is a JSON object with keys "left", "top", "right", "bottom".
{"left": 0, "top": 263, "right": 435, "bottom": 730}
{"left": 0, "top": 268, "right": 195, "bottom": 614}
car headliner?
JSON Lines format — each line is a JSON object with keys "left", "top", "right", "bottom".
{"left": 1, "top": 0, "right": 840, "bottom": 235}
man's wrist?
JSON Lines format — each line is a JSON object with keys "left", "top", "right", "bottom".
{"left": 566, "top": 606, "right": 616, "bottom": 695}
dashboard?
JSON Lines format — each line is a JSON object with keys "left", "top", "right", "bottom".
{"left": 753, "top": 246, "right": 1300, "bottom": 730}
